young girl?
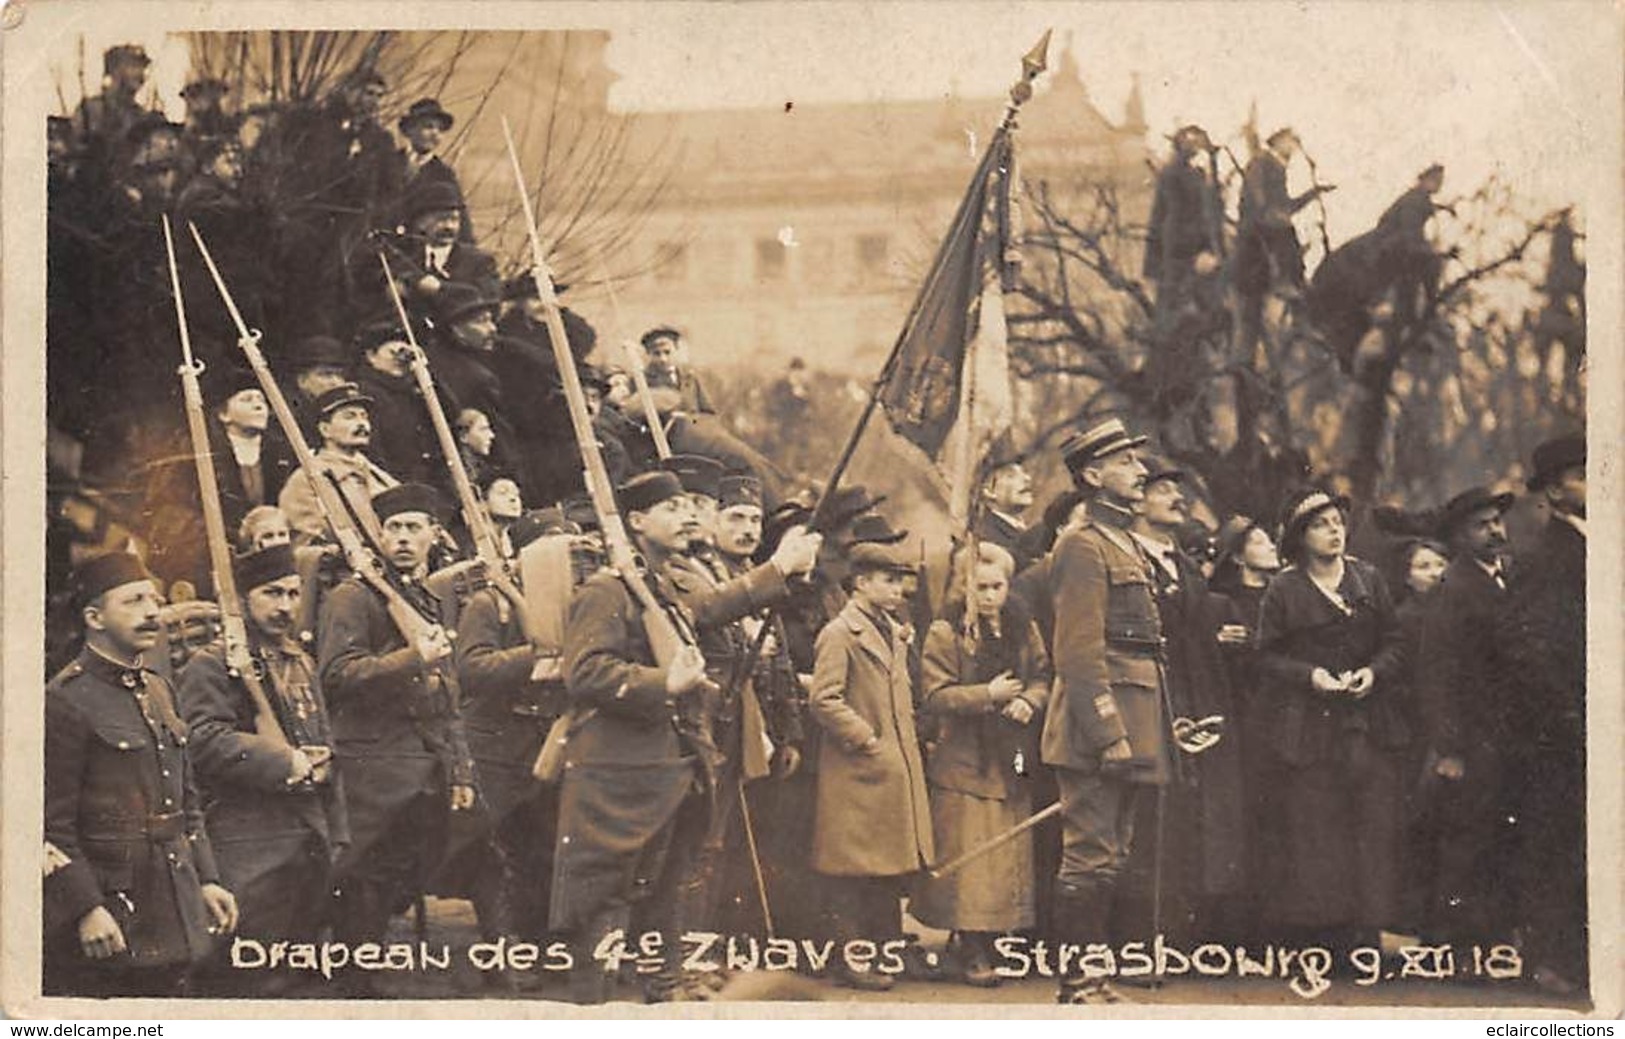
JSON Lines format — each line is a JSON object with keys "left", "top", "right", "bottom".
{"left": 809, "top": 539, "right": 934, "bottom": 992}
{"left": 912, "top": 542, "right": 1051, "bottom": 987}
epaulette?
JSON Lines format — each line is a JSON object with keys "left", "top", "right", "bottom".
{"left": 45, "top": 660, "right": 86, "bottom": 694}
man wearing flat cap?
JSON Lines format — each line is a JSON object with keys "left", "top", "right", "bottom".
{"left": 317, "top": 483, "right": 474, "bottom": 992}
{"left": 1415, "top": 485, "right": 1518, "bottom": 947}
{"left": 277, "top": 381, "right": 400, "bottom": 545}
{"left": 1038, "top": 418, "right": 1171, "bottom": 1005}
{"left": 177, "top": 545, "right": 345, "bottom": 995}
{"left": 1504, "top": 434, "right": 1588, "bottom": 994}
{"left": 549, "top": 470, "right": 819, "bottom": 1003}
{"left": 44, "top": 553, "right": 239, "bottom": 996}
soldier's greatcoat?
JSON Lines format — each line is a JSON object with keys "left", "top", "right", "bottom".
{"left": 44, "top": 649, "right": 222, "bottom": 976}
{"left": 177, "top": 639, "right": 346, "bottom": 945}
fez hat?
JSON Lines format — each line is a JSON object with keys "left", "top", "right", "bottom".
{"left": 405, "top": 180, "right": 464, "bottom": 222}
{"left": 354, "top": 320, "right": 412, "bottom": 355}
{"left": 1437, "top": 486, "right": 1515, "bottom": 539}
{"left": 846, "top": 512, "right": 909, "bottom": 547}
{"left": 434, "top": 281, "right": 498, "bottom": 326}
{"left": 288, "top": 334, "right": 349, "bottom": 372}
{"left": 1277, "top": 487, "right": 1351, "bottom": 562}
{"left": 718, "top": 474, "right": 764, "bottom": 511}
{"left": 661, "top": 454, "right": 726, "bottom": 501}
{"left": 71, "top": 551, "right": 157, "bottom": 609}
{"left": 510, "top": 509, "right": 576, "bottom": 551}
{"left": 1527, "top": 434, "right": 1585, "bottom": 491}
{"left": 620, "top": 471, "right": 686, "bottom": 514}
{"left": 104, "top": 44, "right": 151, "bottom": 74}
{"left": 372, "top": 482, "right": 447, "bottom": 523}
{"left": 313, "top": 381, "right": 373, "bottom": 418}
{"left": 562, "top": 497, "right": 600, "bottom": 532}
{"left": 234, "top": 544, "right": 297, "bottom": 592}
{"left": 1061, "top": 418, "right": 1147, "bottom": 476}
{"left": 398, "top": 97, "right": 454, "bottom": 134}
{"left": 640, "top": 325, "right": 683, "bottom": 350}
{"left": 181, "top": 77, "right": 228, "bottom": 100}
{"left": 847, "top": 540, "right": 917, "bottom": 575}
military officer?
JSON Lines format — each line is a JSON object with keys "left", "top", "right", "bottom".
{"left": 177, "top": 544, "right": 347, "bottom": 995}
{"left": 317, "top": 483, "right": 475, "bottom": 993}
{"left": 44, "top": 552, "right": 239, "bottom": 997}
{"left": 1038, "top": 419, "right": 1173, "bottom": 1005}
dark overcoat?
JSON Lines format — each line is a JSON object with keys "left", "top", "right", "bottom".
{"left": 44, "top": 650, "right": 221, "bottom": 970}
{"left": 549, "top": 562, "right": 787, "bottom": 931}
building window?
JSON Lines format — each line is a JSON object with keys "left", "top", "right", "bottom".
{"left": 755, "top": 238, "right": 787, "bottom": 282}
{"left": 654, "top": 242, "right": 688, "bottom": 284}
{"left": 857, "top": 233, "right": 890, "bottom": 277}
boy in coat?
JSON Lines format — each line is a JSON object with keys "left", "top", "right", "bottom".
{"left": 809, "top": 538, "right": 934, "bottom": 993}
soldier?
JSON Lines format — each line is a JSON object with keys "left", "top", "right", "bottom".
{"left": 641, "top": 326, "right": 716, "bottom": 416}
{"left": 177, "top": 544, "right": 347, "bottom": 995}
{"left": 317, "top": 483, "right": 475, "bottom": 994}
{"left": 449, "top": 510, "right": 576, "bottom": 985}
{"left": 549, "top": 470, "right": 818, "bottom": 1004}
{"left": 1414, "top": 486, "right": 1517, "bottom": 946}
{"left": 1038, "top": 419, "right": 1172, "bottom": 1004}
{"left": 277, "top": 382, "right": 399, "bottom": 544}
{"left": 44, "top": 552, "right": 239, "bottom": 997}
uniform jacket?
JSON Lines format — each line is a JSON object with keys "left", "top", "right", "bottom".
{"left": 1256, "top": 559, "right": 1407, "bottom": 767}
{"left": 455, "top": 584, "right": 561, "bottom": 810}
{"left": 44, "top": 649, "right": 221, "bottom": 967}
{"left": 646, "top": 367, "right": 716, "bottom": 416}
{"left": 919, "top": 607, "right": 1051, "bottom": 801}
{"left": 549, "top": 559, "right": 788, "bottom": 930}
{"left": 277, "top": 447, "right": 398, "bottom": 545}
{"left": 1038, "top": 506, "right": 1172, "bottom": 782}
{"left": 808, "top": 600, "right": 935, "bottom": 877}
{"left": 1416, "top": 557, "right": 1516, "bottom": 760}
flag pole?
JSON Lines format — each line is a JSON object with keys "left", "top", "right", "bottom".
{"left": 808, "top": 30, "right": 1051, "bottom": 528}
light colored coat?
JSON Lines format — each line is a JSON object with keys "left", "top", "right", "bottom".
{"left": 809, "top": 600, "right": 934, "bottom": 877}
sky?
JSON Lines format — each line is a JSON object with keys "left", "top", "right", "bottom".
{"left": 595, "top": 1, "right": 1614, "bottom": 237}
{"left": 51, "top": 2, "right": 1615, "bottom": 242}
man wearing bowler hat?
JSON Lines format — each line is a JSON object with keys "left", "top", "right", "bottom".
{"left": 1414, "top": 485, "right": 1518, "bottom": 946}
{"left": 44, "top": 553, "right": 239, "bottom": 996}
{"left": 372, "top": 180, "right": 498, "bottom": 311}
{"left": 394, "top": 97, "right": 471, "bottom": 240}
{"left": 177, "top": 544, "right": 345, "bottom": 995}
{"left": 277, "top": 381, "right": 399, "bottom": 545}
{"left": 1505, "top": 434, "right": 1588, "bottom": 994}
{"left": 317, "top": 484, "right": 474, "bottom": 993}
{"left": 1039, "top": 418, "right": 1172, "bottom": 1004}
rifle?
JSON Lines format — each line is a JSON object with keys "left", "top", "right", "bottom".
{"left": 161, "top": 215, "right": 287, "bottom": 745}
{"left": 500, "top": 117, "right": 698, "bottom": 670}
{"left": 604, "top": 267, "right": 674, "bottom": 460}
{"left": 188, "top": 222, "right": 444, "bottom": 650}
{"left": 376, "top": 251, "right": 546, "bottom": 649}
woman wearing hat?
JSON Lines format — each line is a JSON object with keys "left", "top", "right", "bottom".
{"left": 912, "top": 541, "right": 1051, "bottom": 987}
{"left": 1256, "top": 488, "right": 1408, "bottom": 948}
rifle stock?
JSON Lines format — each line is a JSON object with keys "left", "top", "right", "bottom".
{"left": 162, "top": 215, "right": 286, "bottom": 744}
{"left": 500, "top": 117, "right": 694, "bottom": 671}
{"left": 187, "top": 221, "right": 441, "bottom": 651}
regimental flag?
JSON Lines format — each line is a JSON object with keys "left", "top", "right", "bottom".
{"left": 878, "top": 127, "right": 1022, "bottom": 526}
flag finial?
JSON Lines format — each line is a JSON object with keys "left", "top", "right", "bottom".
{"left": 1008, "top": 30, "right": 1053, "bottom": 113}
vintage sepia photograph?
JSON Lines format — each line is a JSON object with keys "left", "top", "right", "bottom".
{"left": 3, "top": 0, "right": 1620, "bottom": 1018}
